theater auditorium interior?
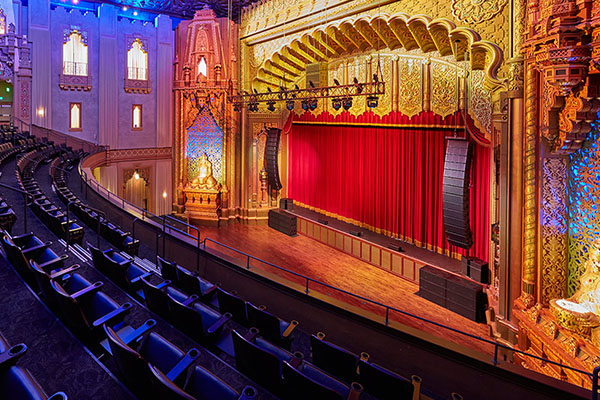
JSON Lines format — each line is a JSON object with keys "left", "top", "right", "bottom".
{"left": 1, "top": 0, "right": 600, "bottom": 399}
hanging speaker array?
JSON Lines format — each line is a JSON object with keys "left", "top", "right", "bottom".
{"left": 442, "top": 138, "right": 473, "bottom": 249}
{"left": 265, "top": 127, "right": 283, "bottom": 191}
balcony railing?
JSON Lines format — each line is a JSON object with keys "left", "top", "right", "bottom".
{"left": 63, "top": 61, "right": 88, "bottom": 77}
{"left": 127, "top": 66, "right": 148, "bottom": 81}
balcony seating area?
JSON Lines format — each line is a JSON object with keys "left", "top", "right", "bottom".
{"left": 51, "top": 157, "right": 140, "bottom": 255}
{"left": 0, "top": 130, "right": 432, "bottom": 400}
{"left": 0, "top": 331, "right": 67, "bottom": 400}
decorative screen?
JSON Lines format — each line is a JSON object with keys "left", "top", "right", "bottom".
{"left": 186, "top": 105, "right": 223, "bottom": 183}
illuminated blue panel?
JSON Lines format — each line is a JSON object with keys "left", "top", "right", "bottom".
{"left": 186, "top": 105, "right": 223, "bottom": 183}
{"left": 568, "top": 122, "right": 600, "bottom": 295}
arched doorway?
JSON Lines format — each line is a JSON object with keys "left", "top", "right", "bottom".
{"left": 123, "top": 170, "right": 149, "bottom": 210}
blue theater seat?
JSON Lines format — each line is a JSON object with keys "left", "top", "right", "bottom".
{"left": 88, "top": 243, "right": 149, "bottom": 292}
{"left": 282, "top": 360, "right": 363, "bottom": 400}
{"left": 104, "top": 325, "right": 199, "bottom": 397}
{"left": 148, "top": 363, "right": 257, "bottom": 400}
{"left": 29, "top": 259, "right": 80, "bottom": 306}
{"left": 310, "top": 332, "right": 360, "bottom": 384}
{"left": 246, "top": 301, "right": 298, "bottom": 349}
{"left": 357, "top": 358, "right": 414, "bottom": 400}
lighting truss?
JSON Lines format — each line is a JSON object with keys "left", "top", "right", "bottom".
{"left": 229, "top": 81, "right": 385, "bottom": 109}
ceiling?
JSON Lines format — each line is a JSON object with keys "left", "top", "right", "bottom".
{"left": 96, "top": 0, "right": 260, "bottom": 19}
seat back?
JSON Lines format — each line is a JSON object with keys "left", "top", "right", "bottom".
{"left": 176, "top": 266, "right": 200, "bottom": 295}
{"left": 50, "top": 279, "right": 90, "bottom": 332}
{"left": 104, "top": 325, "right": 149, "bottom": 387}
{"left": 2, "top": 234, "right": 33, "bottom": 285}
{"left": 217, "top": 288, "right": 246, "bottom": 323}
{"left": 157, "top": 256, "right": 178, "bottom": 283}
{"left": 185, "top": 365, "right": 239, "bottom": 400}
{"left": 0, "top": 366, "right": 66, "bottom": 400}
{"left": 232, "top": 330, "right": 282, "bottom": 392}
{"left": 88, "top": 243, "right": 109, "bottom": 276}
{"left": 357, "top": 359, "right": 413, "bottom": 400}
{"left": 141, "top": 276, "right": 170, "bottom": 318}
{"left": 281, "top": 361, "right": 344, "bottom": 400}
{"left": 148, "top": 363, "right": 195, "bottom": 400}
{"left": 246, "top": 302, "right": 280, "bottom": 342}
{"left": 29, "top": 260, "right": 55, "bottom": 305}
{"left": 167, "top": 290, "right": 205, "bottom": 339}
{"left": 311, "top": 334, "right": 359, "bottom": 384}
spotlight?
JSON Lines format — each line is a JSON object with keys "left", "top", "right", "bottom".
{"left": 333, "top": 78, "right": 341, "bottom": 86}
{"left": 248, "top": 102, "right": 259, "bottom": 112}
{"left": 286, "top": 100, "right": 295, "bottom": 110}
{"left": 133, "top": 11, "right": 138, "bottom": 16}
{"left": 373, "top": 73, "right": 378, "bottom": 82}
{"left": 332, "top": 98, "right": 342, "bottom": 110}
{"left": 301, "top": 100, "right": 309, "bottom": 111}
{"left": 233, "top": 103, "right": 241, "bottom": 112}
{"left": 309, "top": 80, "right": 315, "bottom": 88}
{"left": 367, "top": 95, "right": 379, "bottom": 108}
{"left": 309, "top": 99, "right": 318, "bottom": 111}
{"left": 342, "top": 97, "right": 352, "bottom": 111}
{"left": 267, "top": 101, "right": 276, "bottom": 112}
{"left": 122, "top": 6, "right": 128, "bottom": 11}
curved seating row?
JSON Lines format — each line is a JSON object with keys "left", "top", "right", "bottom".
{"left": 16, "top": 149, "right": 84, "bottom": 245}
{"left": 51, "top": 157, "right": 140, "bottom": 255}
{"left": 0, "top": 331, "right": 67, "bottom": 400}
{"left": 4, "top": 148, "right": 264, "bottom": 400}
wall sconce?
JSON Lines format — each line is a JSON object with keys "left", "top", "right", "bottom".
{"left": 162, "top": 191, "right": 167, "bottom": 198}
{"left": 37, "top": 107, "right": 45, "bottom": 117}
{"left": 134, "top": 171, "right": 140, "bottom": 180}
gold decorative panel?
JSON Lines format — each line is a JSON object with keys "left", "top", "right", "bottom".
{"left": 370, "top": 55, "right": 392, "bottom": 117}
{"left": 541, "top": 157, "right": 568, "bottom": 304}
{"left": 451, "top": 0, "right": 508, "bottom": 24}
{"left": 469, "top": 69, "right": 492, "bottom": 134}
{"left": 430, "top": 61, "right": 457, "bottom": 118}
{"left": 398, "top": 57, "right": 423, "bottom": 117}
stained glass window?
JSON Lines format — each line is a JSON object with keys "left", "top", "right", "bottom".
{"left": 186, "top": 105, "right": 223, "bottom": 183}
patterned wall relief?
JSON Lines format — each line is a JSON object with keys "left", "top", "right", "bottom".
{"left": 470, "top": 69, "right": 492, "bottom": 134}
{"left": 451, "top": 0, "right": 508, "bottom": 24}
{"left": 568, "top": 127, "right": 600, "bottom": 296}
{"left": 398, "top": 57, "right": 423, "bottom": 117}
{"left": 370, "top": 55, "right": 392, "bottom": 117}
{"left": 541, "top": 157, "right": 569, "bottom": 304}
{"left": 430, "top": 60, "right": 458, "bottom": 118}
{"left": 186, "top": 105, "right": 224, "bottom": 184}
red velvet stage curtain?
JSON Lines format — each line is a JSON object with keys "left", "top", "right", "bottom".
{"left": 288, "top": 110, "right": 489, "bottom": 262}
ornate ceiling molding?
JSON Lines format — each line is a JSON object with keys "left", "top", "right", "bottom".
{"left": 251, "top": 12, "right": 505, "bottom": 92}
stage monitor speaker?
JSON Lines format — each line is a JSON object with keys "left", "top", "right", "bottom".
{"left": 265, "top": 127, "right": 283, "bottom": 191}
{"left": 442, "top": 138, "right": 473, "bottom": 249}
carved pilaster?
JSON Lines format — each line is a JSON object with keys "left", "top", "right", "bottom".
{"left": 522, "top": 65, "right": 538, "bottom": 298}
{"left": 540, "top": 156, "right": 569, "bottom": 305}
{"left": 507, "top": 56, "right": 524, "bottom": 98}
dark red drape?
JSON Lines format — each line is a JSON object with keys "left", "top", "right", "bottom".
{"left": 288, "top": 110, "right": 489, "bottom": 262}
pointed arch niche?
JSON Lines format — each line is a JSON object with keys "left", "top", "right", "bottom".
{"left": 185, "top": 105, "right": 224, "bottom": 185}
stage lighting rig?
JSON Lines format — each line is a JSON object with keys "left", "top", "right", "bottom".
{"left": 267, "top": 101, "right": 276, "bottom": 112}
{"left": 332, "top": 98, "right": 342, "bottom": 110}
{"left": 228, "top": 78, "right": 384, "bottom": 110}
{"left": 367, "top": 95, "right": 379, "bottom": 108}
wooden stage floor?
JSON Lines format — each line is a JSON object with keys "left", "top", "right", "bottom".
{"left": 198, "top": 222, "right": 494, "bottom": 356}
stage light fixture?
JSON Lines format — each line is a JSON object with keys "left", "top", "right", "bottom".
{"left": 332, "top": 98, "right": 342, "bottom": 110}
{"left": 309, "top": 99, "right": 318, "bottom": 111}
{"left": 233, "top": 103, "right": 241, "bottom": 112}
{"left": 267, "top": 101, "right": 276, "bottom": 112}
{"left": 342, "top": 97, "right": 352, "bottom": 110}
{"left": 286, "top": 100, "right": 295, "bottom": 110}
{"left": 301, "top": 100, "right": 309, "bottom": 111}
{"left": 367, "top": 95, "right": 379, "bottom": 108}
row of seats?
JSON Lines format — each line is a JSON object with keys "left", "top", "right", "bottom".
{"left": 16, "top": 149, "right": 85, "bottom": 245}
{"left": 51, "top": 157, "right": 140, "bottom": 255}
{"left": 0, "top": 331, "right": 67, "bottom": 400}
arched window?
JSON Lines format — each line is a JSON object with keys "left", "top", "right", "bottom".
{"left": 63, "top": 31, "right": 88, "bottom": 76}
{"left": 132, "top": 104, "right": 142, "bottom": 129}
{"left": 197, "top": 56, "right": 207, "bottom": 78}
{"left": 128, "top": 39, "right": 148, "bottom": 80}
{"left": 0, "top": 9, "right": 6, "bottom": 35}
{"left": 69, "top": 103, "right": 81, "bottom": 130}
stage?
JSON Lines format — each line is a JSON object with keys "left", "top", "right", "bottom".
{"left": 197, "top": 208, "right": 493, "bottom": 357}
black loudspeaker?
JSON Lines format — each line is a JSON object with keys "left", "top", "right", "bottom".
{"left": 265, "top": 127, "right": 283, "bottom": 191}
{"left": 268, "top": 209, "right": 297, "bottom": 236}
{"left": 442, "top": 138, "right": 473, "bottom": 249}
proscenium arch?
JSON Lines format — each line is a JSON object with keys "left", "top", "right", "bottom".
{"left": 252, "top": 12, "right": 505, "bottom": 91}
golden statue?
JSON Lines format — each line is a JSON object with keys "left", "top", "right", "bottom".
{"left": 550, "top": 238, "right": 600, "bottom": 339}
{"left": 191, "top": 153, "right": 219, "bottom": 190}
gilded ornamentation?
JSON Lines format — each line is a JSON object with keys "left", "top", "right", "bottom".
{"left": 522, "top": 67, "right": 538, "bottom": 296}
{"left": 469, "top": 69, "right": 492, "bottom": 134}
{"left": 430, "top": 61, "right": 457, "bottom": 118}
{"left": 398, "top": 57, "right": 423, "bottom": 117}
{"left": 507, "top": 57, "right": 524, "bottom": 95}
{"left": 371, "top": 56, "right": 393, "bottom": 117}
{"left": 451, "top": 0, "right": 508, "bottom": 24}
{"left": 540, "top": 157, "right": 569, "bottom": 305}
{"left": 542, "top": 320, "right": 558, "bottom": 340}
{"left": 525, "top": 302, "right": 542, "bottom": 323}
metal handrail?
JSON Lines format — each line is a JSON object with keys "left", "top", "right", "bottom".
{"left": 79, "top": 159, "right": 599, "bottom": 397}
{"left": 0, "top": 182, "right": 34, "bottom": 233}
